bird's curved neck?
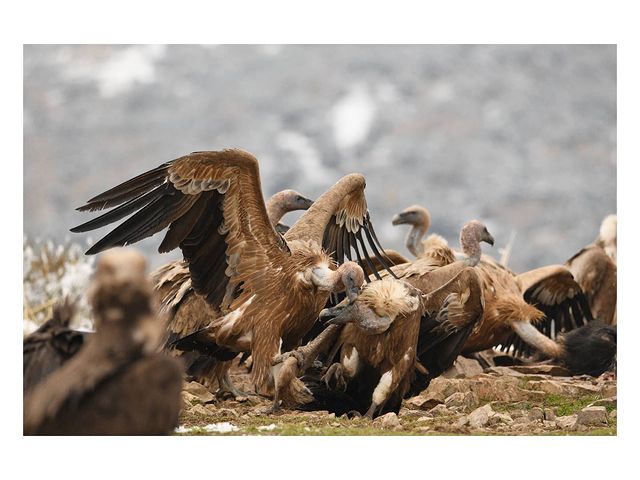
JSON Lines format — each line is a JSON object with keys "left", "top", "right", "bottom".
{"left": 406, "top": 225, "right": 427, "bottom": 257}
{"left": 265, "top": 193, "right": 288, "bottom": 226}
{"left": 285, "top": 174, "right": 364, "bottom": 244}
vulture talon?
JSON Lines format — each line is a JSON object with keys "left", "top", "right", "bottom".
{"left": 322, "top": 363, "right": 346, "bottom": 391}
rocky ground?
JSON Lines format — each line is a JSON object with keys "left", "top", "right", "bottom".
{"left": 175, "top": 356, "right": 617, "bottom": 436}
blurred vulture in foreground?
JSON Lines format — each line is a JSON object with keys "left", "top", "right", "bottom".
{"left": 151, "top": 189, "right": 313, "bottom": 396}
{"left": 71, "top": 149, "right": 397, "bottom": 396}
{"left": 565, "top": 214, "right": 617, "bottom": 325}
{"left": 24, "top": 249, "right": 183, "bottom": 435}
{"left": 23, "top": 300, "right": 88, "bottom": 393}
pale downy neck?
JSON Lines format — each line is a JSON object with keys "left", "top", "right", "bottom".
{"left": 460, "top": 229, "right": 481, "bottom": 266}
{"left": 265, "top": 192, "right": 289, "bottom": 227}
{"left": 406, "top": 224, "right": 428, "bottom": 257}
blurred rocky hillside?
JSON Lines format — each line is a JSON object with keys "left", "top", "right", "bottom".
{"left": 24, "top": 44, "right": 616, "bottom": 272}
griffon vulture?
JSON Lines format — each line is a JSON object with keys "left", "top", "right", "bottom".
{"left": 24, "top": 249, "right": 183, "bottom": 435}
{"left": 390, "top": 215, "right": 597, "bottom": 366}
{"left": 71, "top": 149, "right": 394, "bottom": 395}
{"left": 269, "top": 221, "right": 491, "bottom": 414}
{"left": 150, "top": 189, "right": 313, "bottom": 396}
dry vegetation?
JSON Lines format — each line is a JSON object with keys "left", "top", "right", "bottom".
{"left": 23, "top": 237, "right": 95, "bottom": 335}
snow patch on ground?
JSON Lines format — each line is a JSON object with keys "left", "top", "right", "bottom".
{"left": 331, "top": 83, "right": 377, "bottom": 151}
{"left": 175, "top": 422, "right": 240, "bottom": 434}
{"left": 257, "top": 423, "right": 278, "bottom": 431}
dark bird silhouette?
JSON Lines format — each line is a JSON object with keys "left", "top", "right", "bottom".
{"left": 23, "top": 299, "right": 88, "bottom": 393}
{"left": 24, "top": 249, "right": 184, "bottom": 435}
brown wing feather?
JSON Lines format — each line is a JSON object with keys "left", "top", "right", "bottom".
{"left": 501, "top": 265, "right": 594, "bottom": 357}
{"left": 407, "top": 264, "right": 484, "bottom": 395}
{"left": 72, "top": 149, "right": 289, "bottom": 313}
{"left": 566, "top": 246, "right": 617, "bottom": 325}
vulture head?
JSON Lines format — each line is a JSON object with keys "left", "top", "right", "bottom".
{"left": 392, "top": 205, "right": 431, "bottom": 230}
{"left": 279, "top": 189, "right": 314, "bottom": 211}
{"left": 309, "top": 260, "right": 365, "bottom": 302}
{"left": 320, "top": 277, "right": 421, "bottom": 335}
{"left": 460, "top": 220, "right": 494, "bottom": 266}
{"left": 88, "top": 248, "right": 164, "bottom": 352}
{"left": 392, "top": 205, "right": 432, "bottom": 257}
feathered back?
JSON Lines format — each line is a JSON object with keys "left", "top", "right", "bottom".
{"left": 358, "top": 277, "right": 420, "bottom": 320}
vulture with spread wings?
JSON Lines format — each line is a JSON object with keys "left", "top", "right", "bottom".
{"left": 71, "top": 149, "right": 394, "bottom": 394}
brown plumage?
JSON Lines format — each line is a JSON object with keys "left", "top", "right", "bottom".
{"left": 150, "top": 189, "right": 314, "bottom": 395}
{"left": 314, "top": 265, "right": 485, "bottom": 416}
{"left": 565, "top": 214, "right": 617, "bottom": 325}
{"left": 23, "top": 299, "right": 87, "bottom": 393}
{"left": 389, "top": 218, "right": 593, "bottom": 361}
{"left": 24, "top": 249, "right": 183, "bottom": 435}
{"left": 459, "top": 258, "right": 592, "bottom": 359}
{"left": 71, "top": 149, "right": 392, "bottom": 395}
{"left": 320, "top": 278, "right": 423, "bottom": 418}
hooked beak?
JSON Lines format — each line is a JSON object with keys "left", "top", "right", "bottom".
{"left": 299, "top": 196, "right": 314, "bottom": 210}
{"left": 483, "top": 232, "right": 495, "bottom": 246}
{"left": 391, "top": 212, "right": 409, "bottom": 226}
{"left": 319, "top": 300, "right": 353, "bottom": 326}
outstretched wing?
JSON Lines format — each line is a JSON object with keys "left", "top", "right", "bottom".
{"left": 502, "top": 265, "right": 594, "bottom": 357}
{"left": 71, "top": 149, "right": 289, "bottom": 314}
{"left": 407, "top": 264, "right": 484, "bottom": 396}
{"left": 566, "top": 246, "right": 617, "bottom": 325}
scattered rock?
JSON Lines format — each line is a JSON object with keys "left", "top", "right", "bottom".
{"left": 374, "top": 412, "right": 401, "bottom": 429}
{"left": 181, "top": 391, "right": 200, "bottom": 409}
{"left": 588, "top": 396, "right": 616, "bottom": 409}
{"left": 444, "top": 391, "right": 479, "bottom": 412}
{"left": 600, "top": 383, "right": 617, "bottom": 398}
{"left": 188, "top": 404, "right": 213, "bottom": 417}
{"left": 544, "top": 408, "right": 556, "bottom": 421}
{"left": 454, "top": 415, "right": 469, "bottom": 428}
{"left": 513, "top": 417, "right": 532, "bottom": 425}
{"left": 526, "top": 380, "right": 565, "bottom": 396}
{"left": 542, "top": 420, "right": 557, "bottom": 429}
{"left": 488, "top": 412, "right": 513, "bottom": 425}
{"left": 405, "top": 395, "right": 443, "bottom": 410}
{"left": 610, "top": 409, "right": 617, "bottom": 420}
{"left": 576, "top": 406, "right": 608, "bottom": 427}
{"left": 567, "top": 383, "right": 601, "bottom": 396}
{"left": 467, "top": 404, "right": 493, "bottom": 428}
{"left": 183, "top": 381, "right": 215, "bottom": 403}
{"left": 429, "top": 404, "right": 452, "bottom": 417}
{"left": 484, "top": 366, "right": 523, "bottom": 376}
{"left": 509, "top": 365, "right": 571, "bottom": 376}
{"left": 399, "top": 407, "right": 423, "bottom": 417}
{"left": 528, "top": 407, "right": 544, "bottom": 422}
{"left": 444, "top": 356, "right": 484, "bottom": 378}
{"left": 416, "top": 416, "right": 433, "bottom": 423}
{"left": 556, "top": 414, "right": 578, "bottom": 430}
{"left": 214, "top": 407, "right": 239, "bottom": 417}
